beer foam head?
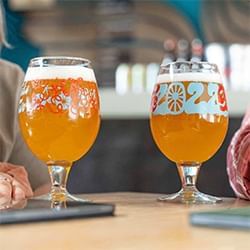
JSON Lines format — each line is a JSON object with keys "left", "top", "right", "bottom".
{"left": 157, "top": 72, "right": 222, "bottom": 84}
{"left": 24, "top": 66, "right": 96, "bottom": 82}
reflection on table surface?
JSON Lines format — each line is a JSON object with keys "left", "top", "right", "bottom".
{"left": 0, "top": 198, "right": 91, "bottom": 211}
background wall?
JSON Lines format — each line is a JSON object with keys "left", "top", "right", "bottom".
{"left": 2, "top": 0, "right": 249, "bottom": 72}
{"left": 68, "top": 118, "right": 242, "bottom": 197}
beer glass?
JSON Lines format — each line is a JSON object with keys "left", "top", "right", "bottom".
{"left": 150, "top": 62, "right": 228, "bottom": 204}
{"left": 18, "top": 57, "right": 100, "bottom": 203}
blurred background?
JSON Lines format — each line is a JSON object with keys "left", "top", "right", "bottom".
{"left": 1, "top": 0, "right": 250, "bottom": 196}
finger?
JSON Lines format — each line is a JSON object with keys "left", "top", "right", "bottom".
{"left": 11, "top": 199, "right": 28, "bottom": 209}
{"left": 0, "top": 181, "right": 12, "bottom": 204}
{"left": 0, "top": 195, "right": 11, "bottom": 209}
{"left": 0, "top": 182, "right": 12, "bottom": 197}
{"left": 0, "top": 173, "right": 12, "bottom": 198}
{"left": 15, "top": 177, "right": 34, "bottom": 198}
{"left": 12, "top": 178, "right": 33, "bottom": 199}
{"left": 25, "top": 185, "right": 34, "bottom": 198}
{"left": 7, "top": 167, "right": 33, "bottom": 197}
{"left": 12, "top": 184, "right": 26, "bottom": 201}
{"left": 0, "top": 173, "right": 13, "bottom": 183}
{"left": 12, "top": 179, "right": 33, "bottom": 198}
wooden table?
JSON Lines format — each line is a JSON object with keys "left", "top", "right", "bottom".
{"left": 0, "top": 192, "right": 249, "bottom": 250}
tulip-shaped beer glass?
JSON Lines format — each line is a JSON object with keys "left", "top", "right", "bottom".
{"left": 18, "top": 57, "right": 100, "bottom": 203}
{"left": 150, "top": 62, "right": 228, "bottom": 204}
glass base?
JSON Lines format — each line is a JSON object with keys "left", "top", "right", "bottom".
{"left": 33, "top": 191, "right": 91, "bottom": 203}
{"left": 41, "top": 164, "right": 91, "bottom": 204}
{"left": 158, "top": 188, "right": 222, "bottom": 204}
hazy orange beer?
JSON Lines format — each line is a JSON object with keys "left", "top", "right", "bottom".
{"left": 19, "top": 78, "right": 100, "bottom": 163}
{"left": 150, "top": 62, "right": 229, "bottom": 203}
{"left": 150, "top": 81, "right": 228, "bottom": 164}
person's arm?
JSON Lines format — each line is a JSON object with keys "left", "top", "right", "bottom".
{"left": 0, "top": 59, "right": 50, "bottom": 195}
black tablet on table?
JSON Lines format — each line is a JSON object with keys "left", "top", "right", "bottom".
{"left": 0, "top": 199, "right": 115, "bottom": 225}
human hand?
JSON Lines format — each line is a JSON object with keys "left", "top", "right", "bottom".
{"left": 0, "top": 163, "right": 33, "bottom": 205}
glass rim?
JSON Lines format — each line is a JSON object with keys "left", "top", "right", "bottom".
{"left": 29, "top": 56, "right": 91, "bottom": 67}
{"left": 160, "top": 61, "right": 219, "bottom": 72}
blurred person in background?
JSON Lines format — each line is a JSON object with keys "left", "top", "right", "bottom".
{"left": 0, "top": 2, "right": 49, "bottom": 206}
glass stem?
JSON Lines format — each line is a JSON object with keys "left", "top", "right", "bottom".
{"left": 48, "top": 164, "right": 71, "bottom": 202}
{"left": 177, "top": 164, "right": 200, "bottom": 194}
